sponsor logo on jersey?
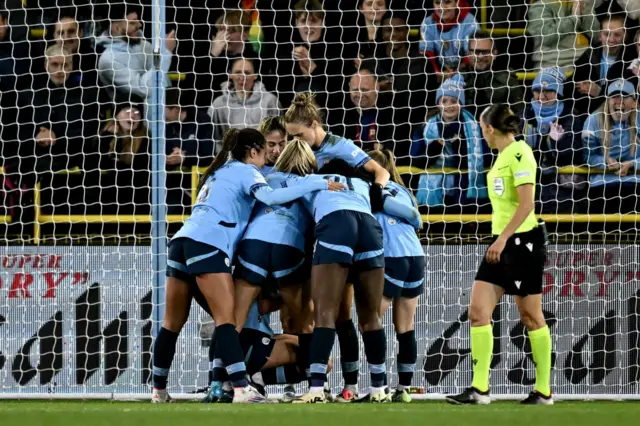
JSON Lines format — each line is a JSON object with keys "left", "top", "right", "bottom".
{"left": 514, "top": 280, "right": 522, "bottom": 289}
{"left": 224, "top": 257, "right": 230, "bottom": 267}
{"left": 514, "top": 170, "right": 531, "bottom": 179}
{"left": 262, "top": 337, "right": 270, "bottom": 345}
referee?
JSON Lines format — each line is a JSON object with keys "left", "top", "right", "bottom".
{"left": 446, "top": 104, "right": 552, "bottom": 406}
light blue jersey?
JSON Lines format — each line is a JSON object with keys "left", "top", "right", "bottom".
{"left": 419, "top": 13, "right": 478, "bottom": 69}
{"left": 243, "top": 300, "right": 274, "bottom": 336}
{"left": 260, "top": 164, "right": 275, "bottom": 176}
{"left": 172, "top": 160, "right": 327, "bottom": 260}
{"left": 242, "top": 172, "right": 313, "bottom": 252}
{"left": 287, "top": 174, "right": 373, "bottom": 223}
{"left": 314, "top": 133, "right": 371, "bottom": 170}
{"left": 375, "top": 182, "right": 424, "bottom": 258}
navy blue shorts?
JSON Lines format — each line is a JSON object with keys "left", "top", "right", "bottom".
{"left": 313, "top": 210, "right": 384, "bottom": 270}
{"left": 239, "top": 328, "right": 276, "bottom": 375}
{"left": 234, "top": 239, "right": 307, "bottom": 289}
{"left": 166, "top": 237, "right": 232, "bottom": 281}
{"left": 383, "top": 256, "right": 426, "bottom": 299}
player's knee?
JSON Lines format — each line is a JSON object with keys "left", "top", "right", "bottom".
{"left": 358, "top": 312, "right": 382, "bottom": 332}
{"left": 315, "top": 306, "right": 338, "bottom": 328}
{"left": 468, "top": 303, "right": 491, "bottom": 327}
{"left": 520, "top": 309, "right": 546, "bottom": 331}
{"left": 162, "top": 317, "right": 186, "bottom": 333}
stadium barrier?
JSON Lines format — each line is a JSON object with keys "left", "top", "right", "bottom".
{"left": 28, "top": 166, "right": 638, "bottom": 244}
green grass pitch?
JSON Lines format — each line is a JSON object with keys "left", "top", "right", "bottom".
{"left": 1, "top": 401, "right": 639, "bottom": 426}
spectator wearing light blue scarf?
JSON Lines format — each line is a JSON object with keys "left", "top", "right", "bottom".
{"left": 522, "top": 67, "right": 586, "bottom": 212}
{"left": 411, "top": 74, "right": 488, "bottom": 207}
{"left": 582, "top": 78, "right": 640, "bottom": 212}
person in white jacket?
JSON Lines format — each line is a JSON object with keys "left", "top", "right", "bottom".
{"left": 208, "top": 58, "right": 281, "bottom": 143}
{"left": 97, "top": 3, "right": 176, "bottom": 103}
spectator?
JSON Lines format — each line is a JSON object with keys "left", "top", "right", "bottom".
{"left": 624, "top": 29, "right": 640, "bottom": 78}
{"left": 462, "top": 31, "right": 524, "bottom": 119}
{"left": 378, "top": 10, "right": 437, "bottom": 128}
{"left": 355, "top": 0, "right": 388, "bottom": 62}
{"left": 346, "top": 60, "right": 411, "bottom": 159}
{"left": 521, "top": 67, "right": 586, "bottom": 212}
{"left": 528, "top": 0, "right": 600, "bottom": 70}
{"left": 571, "top": 14, "right": 634, "bottom": 116}
{"left": 412, "top": 75, "right": 488, "bottom": 209}
{"left": 0, "top": 2, "right": 28, "bottom": 92}
{"left": 89, "top": 103, "right": 149, "bottom": 171}
{"left": 0, "top": 1, "right": 29, "bottom": 162}
{"left": 276, "top": 0, "right": 351, "bottom": 125}
{"left": 85, "top": 102, "right": 150, "bottom": 214}
{"left": 208, "top": 58, "right": 280, "bottom": 142}
{"left": 583, "top": 78, "right": 640, "bottom": 213}
{"left": 97, "top": 2, "right": 176, "bottom": 104}
{"left": 17, "top": 45, "right": 100, "bottom": 175}
{"left": 419, "top": 0, "right": 478, "bottom": 76}
{"left": 206, "top": 10, "right": 258, "bottom": 107}
{"left": 165, "top": 88, "right": 216, "bottom": 168}
{"left": 51, "top": 7, "right": 99, "bottom": 88}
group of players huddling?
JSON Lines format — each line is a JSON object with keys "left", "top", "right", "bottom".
{"left": 150, "top": 96, "right": 553, "bottom": 406}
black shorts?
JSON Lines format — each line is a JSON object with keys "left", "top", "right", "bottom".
{"left": 234, "top": 239, "right": 307, "bottom": 289}
{"left": 166, "top": 237, "right": 232, "bottom": 281}
{"left": 313, "top": 210, "right": 384, "bottom": 270}
{"left": 383, "top": 256, "right": 426, "bottom": 299}
{"left": 475, "top": 226, "right": 547, "bottom": 296}
{"left": 239, "top": 328, "right": 276, "bottom": 375}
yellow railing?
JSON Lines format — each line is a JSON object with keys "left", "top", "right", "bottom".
{"left": 27, "top": 164, "right": 640, "bottom": 244}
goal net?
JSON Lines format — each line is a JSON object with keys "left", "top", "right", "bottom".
{"left": 0, "top": 0, "right": 639, "bottom": 399}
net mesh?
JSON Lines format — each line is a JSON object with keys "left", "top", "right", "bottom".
{"left": 0, "top": 0, "right": 639, "bottom": 397}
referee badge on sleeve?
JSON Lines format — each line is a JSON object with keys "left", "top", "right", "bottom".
{"left": 493, "top": 177, "right": 504, "bottom": 196}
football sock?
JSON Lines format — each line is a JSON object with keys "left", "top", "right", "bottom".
{"left": 471, "top": 324, "right": 493, "bottom": 393}
{"left": 337, "top": 319, "right": 360, "bottom": 386}
{"left": 362, "top": 329, "right": 387, "bottom": 388}
{"left": 309, "top": 327, "right": 335, "bottom": 388}
{"left": 529, "top": 325, "right": 552, "bottom": 397}
{"left": 397, "top": 330, "right": 417, "bottom": 389}
{"left": 152, "top": 327, "right": 179, "bottom": 390}
{"left": 215, "top": 324, "right": 248, "bottom": 388}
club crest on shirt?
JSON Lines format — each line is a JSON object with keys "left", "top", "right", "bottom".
{"left": 197, "top": 182, "right": 212, "bottom": 203}
{"left": 388, "top": 217, "right": 397, "bottom": 225}
{"left": 265, "top": 207, "right": 273, "bottom": 214}
{"left": 493, "top": 177, "right": 504, "bottom": 196}
{"left": 262, "top": 337, "right": 270, "bottom": 345}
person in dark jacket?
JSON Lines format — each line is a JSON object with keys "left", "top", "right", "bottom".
{"left": 50, "top": 6, "right": 100, "bottom": 88}
{"left": 165, "top": 87, "right": 216, "bottom": 168}
{"left": 275, "top": 0, "right": 353, "bottom": 128}
{"left": 0, "top": 2, "right": 30, "bottom": 163}
{"left": 345, "top": 60, "right": 411, "bottom": 161}
{"left": 462, "top": 31, "right": 525, "bottom": 119}
{"left": 570, "top": 13, "right": 635, "bottom": 116}
{"left": 16, "top": 45, "right": 100, "bottom": 178}
{"left": 378, "top": 10, "right": 437, "bottom": 130}
{"left": 522, "top": 67, "right": 586, "bottom": 212}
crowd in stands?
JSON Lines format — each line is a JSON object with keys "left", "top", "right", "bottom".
{"left": 0, "top": 0, "right": 639, "bottom": 221}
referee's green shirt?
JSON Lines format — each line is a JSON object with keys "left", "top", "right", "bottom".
{"left": 487, "top": 140, "right": 538, "bottom": 236}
